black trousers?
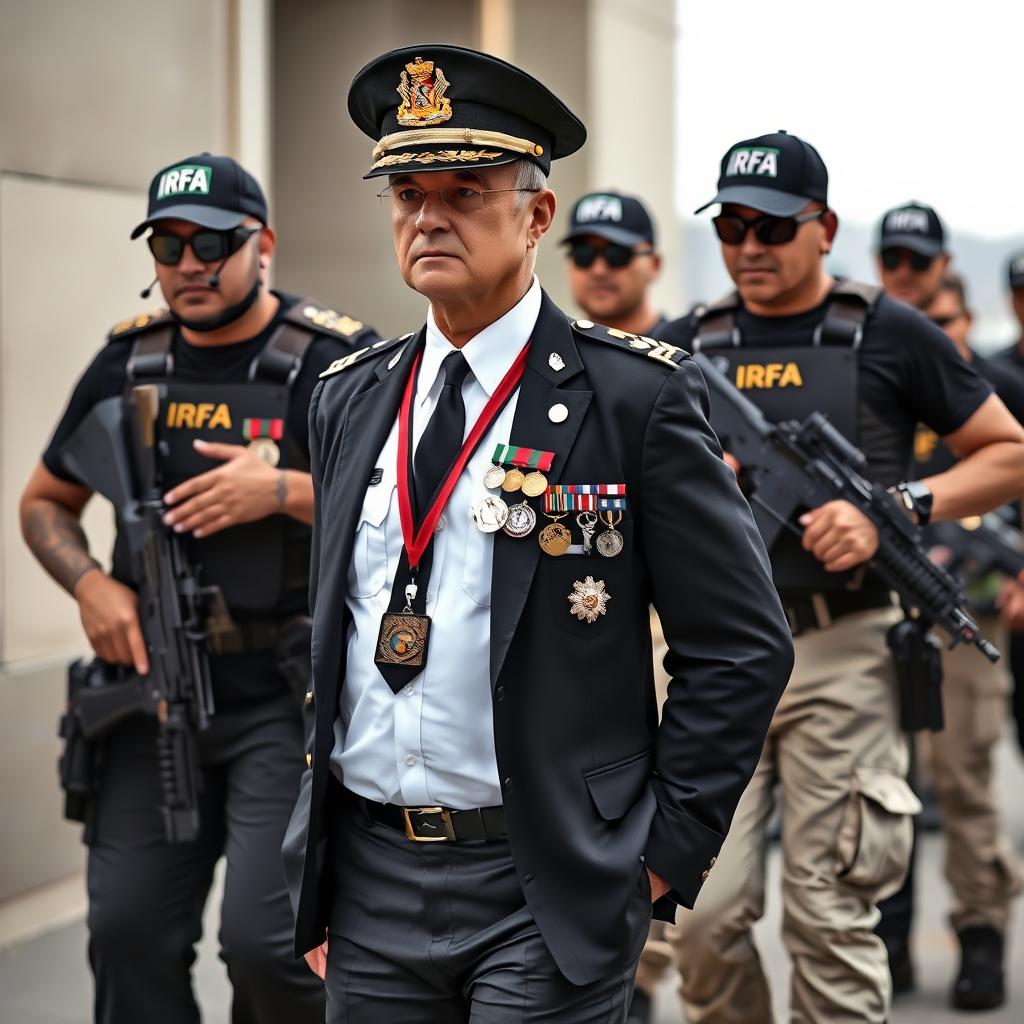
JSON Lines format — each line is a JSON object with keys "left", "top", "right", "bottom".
{"left": 85, "top": 694, "right": 325, "bottom": 1024}
{"left": 325, "top": 791, "right": 643, "bottom": 1023}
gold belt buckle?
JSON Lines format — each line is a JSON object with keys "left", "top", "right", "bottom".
{"left": 402, "top": 806, "right": 456, "bottom": 842}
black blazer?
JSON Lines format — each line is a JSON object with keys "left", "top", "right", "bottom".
{"left": 284, "top": 292, "right": 793, "bottom": 985}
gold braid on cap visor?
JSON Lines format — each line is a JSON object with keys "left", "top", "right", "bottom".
{"left": 371, "top": 127, "right": 545, "bottom": 169}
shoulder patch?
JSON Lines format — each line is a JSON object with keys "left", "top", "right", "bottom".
{"left": 107, "top": 308, "right": 172, "bottom": 341}
{"left": 570, "top": 320, "right": 690, "bottom": 369}
{"left": 319, "top": 335, "right": 408, "bottom": 379}
{"left": 293, "top": 301, "right": 367, "bottom": 339}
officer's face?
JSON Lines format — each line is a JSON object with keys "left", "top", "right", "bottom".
{"left": 924, "top": 288, "right": 971, "bottom": 355}
{"left": 151, "top": 217, "right": 273, "bottom": 320}
{"left": 387, "top": 167, "right": 553, "bottom": 303}
{"left": 1011, "top": 287, "right": 1024, "bottom": 332}
{"left": 565, "top": 235, "right": 661, "bottom": 323}
{"left": 877, "top": 247, "right": 950, "bottom": 310}
{"left": 719, "top": 203, "right": 831, "bottom": 309}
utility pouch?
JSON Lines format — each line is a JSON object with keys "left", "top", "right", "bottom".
{"left": 887, "top": 617, "right": 944, "bottom": 732}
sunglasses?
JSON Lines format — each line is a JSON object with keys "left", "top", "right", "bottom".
{"left": 712, "top": 209, "right": 824, "bottom": 247}
{"left": 568, "top": 242, "right": 653, "bottom": 269}
{"left": 147, "top": 226, "right": 259, "bottom": 266}
{"left": 881, "top": 249, "right": 935, "bottom": 273}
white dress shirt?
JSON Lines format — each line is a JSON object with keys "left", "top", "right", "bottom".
{"left": 330, "top": 277, "right": 542, "bottom": 808}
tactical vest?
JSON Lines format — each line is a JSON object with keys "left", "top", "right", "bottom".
{"left": 693, "top": 281, "right": 886, "bottom": 594}
{"left": 108, "top": 301, "right": 331, "bottom": 616}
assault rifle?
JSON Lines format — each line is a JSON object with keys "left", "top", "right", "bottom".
{"left": 58, "top": 385, "right": 220, "bottom": 842}
{"left": 693, "top": 353, "right": 1000, "bottom": 664}
{"left": 926, "top": 509, "right": 1024, "bottom": 582}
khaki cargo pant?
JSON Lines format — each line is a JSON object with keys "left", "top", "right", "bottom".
{"left": 921, "top": 614, "right": 1021, "bottom": 932}
{"left": 668, "top": 606, "right": 918, "bottom": 1024}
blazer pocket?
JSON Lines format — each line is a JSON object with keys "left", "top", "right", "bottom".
{"left": 583, "top": 747, "right": 653, "bottom": 821}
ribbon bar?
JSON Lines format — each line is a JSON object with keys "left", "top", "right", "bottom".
{"left": 491, "top": 443, "right": 555, "bottom": 471}
{"left": 243, "top": 418, "right": 284, "bottom": 441}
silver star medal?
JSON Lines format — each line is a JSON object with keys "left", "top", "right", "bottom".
{"left": 567, "top": 576, "right": 610, "bottom": 624}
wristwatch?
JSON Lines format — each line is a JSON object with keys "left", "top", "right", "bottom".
{"left": 892, "top": 480, "right": 933, "bottom": 526}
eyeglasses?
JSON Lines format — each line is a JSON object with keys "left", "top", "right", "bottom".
{"left": 147, "top": 226, "right": 258, "bottom": 266}
{"left": 881, "top": 248, "right": 935, "bottom": 273}
{"left": 567, "top": 241, "right": 654, "bottom": 270}
{"left": 712, "top": 209, "right": 824, "bottom": 247}
{"left": 376, "top": 185, "right": 540, "bottom": 215}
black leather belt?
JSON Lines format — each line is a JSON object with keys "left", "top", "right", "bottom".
{"left": 360, "top": 796, "right": 508, "bottom": 843}
{"left": 782, "top": 587, "right": 893, "bottom": 636}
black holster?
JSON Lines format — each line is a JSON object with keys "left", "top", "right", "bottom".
{"left": 887, "top": 617, "right": 944, "bottom": 732}
{"left": 58, "top": 659, "right": 100, "bottom": 823}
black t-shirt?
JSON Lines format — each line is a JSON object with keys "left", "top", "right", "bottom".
{"left": 43, "top": 291, "right": 350, "bottom": 480}
{"left": 43, "top": 291, "right": 367, "bottom": 705}
{"left": 657, "top": 290, "right": 992, "bottom": 485}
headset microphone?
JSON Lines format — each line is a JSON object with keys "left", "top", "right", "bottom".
{"left": 207, "top": 255, "right": 231, "bottom": 289}
{"left": 139, "top": 276, "right": 159, "bottom": 300}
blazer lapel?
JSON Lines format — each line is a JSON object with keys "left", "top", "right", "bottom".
{"left": 312, "top": 331, "right": 422, "bottom": 683}
{"left": 489, "top": 293, "right": 592, "bottom": 684}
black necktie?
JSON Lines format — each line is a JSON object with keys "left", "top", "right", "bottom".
{"left": 413, "top": 351, "right": 471, "bottom": 521}
{"left": 377, "top": 351, "right": 470, "bottom": 694}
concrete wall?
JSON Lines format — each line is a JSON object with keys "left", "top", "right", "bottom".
{"left": 0, "top": 0, "right": 236, "bottom": 902}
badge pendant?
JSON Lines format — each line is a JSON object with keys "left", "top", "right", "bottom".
{"left": 539, "top": 514, "right": 572, "bottom": 556}
{"left": 247, "top": 436, "right": 281, "bottom": 467}
{"left": 576, "top": 511, "right": 598, "bottom": 554}
{"left": 596, "top": 511, "right": 624, "bottom": 558}
{"left": 470, "top": 494, "right": 509, "bottom": 533}
{"left": 503, "top": 501, "right": 537, "bottom": 538}
{"left": 375, "top": 582, "right": 431, "bottom": 670}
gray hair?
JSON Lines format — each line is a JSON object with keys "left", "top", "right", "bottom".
{"left": 513, "top": 158, "right": 548, "bottom": 209}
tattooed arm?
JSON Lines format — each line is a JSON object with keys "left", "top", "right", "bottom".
{"left": 20, "top": 462, "right": 149, "bottom": 671}
{"left": 20, "top": 463, "right": 97, "bottom": 594}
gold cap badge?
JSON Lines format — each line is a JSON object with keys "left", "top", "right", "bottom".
{"left": 397, "top": 56, "right": 452, "bottom": 127}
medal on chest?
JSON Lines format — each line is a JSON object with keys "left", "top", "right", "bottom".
{"left": 478, "top": 442, "right": 554, "bottom": 539}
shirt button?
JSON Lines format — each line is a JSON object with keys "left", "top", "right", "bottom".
{"left": 403, "top": 684, "right": 415, "bottom": 696}
{"left": 404, "top": 754, "right": 416, "bottom": 767}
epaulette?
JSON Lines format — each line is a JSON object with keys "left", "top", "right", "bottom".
{"left": 570, "top": 319, "right": 690, "bottom": 369}
{"left": 290, "top": 300, "right": 370, "bottom": 340}
{"left": 107, "top": 308, "right": 172, "bottom": 342}
{"left": 319, "top": 334, "right": 411, "bottom": 379}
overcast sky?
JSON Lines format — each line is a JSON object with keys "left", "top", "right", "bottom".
{"left": 675, "top": 0, "right": 1023, "bottom": 240}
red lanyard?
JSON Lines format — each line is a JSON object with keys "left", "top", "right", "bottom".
{"left": 396, "top": 343, "right": 531, "bottom": 569}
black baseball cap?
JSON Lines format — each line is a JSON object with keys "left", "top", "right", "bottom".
{"left": 877, "top": 201, "right": 945, "bottom": 257}
{"left": 560, "top": 191, "right": 656, "bottom": 248}
{"left": 348, "top": 44, "right": 585, "bottom": 179}
{"left": 130, "top": 153, "right": 268, "bottom": 239}
{"left": 1008, "top": 250, "right": 1024, "bottom": 289}
{"left": 695, "top": 131, "right": 828, "bottom": 217}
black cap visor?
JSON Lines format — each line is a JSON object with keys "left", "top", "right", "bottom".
{"left": 694, "top": 185, "right": 811, "bottom": 217}
{"left": 130, "top": 204, "right": 248, "bottom": 240}
{"left": 559, "top": 224, "right": 650, "bottom": 248}
{"left": 879, "top": 234, "right": 943, "bottom": 258}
